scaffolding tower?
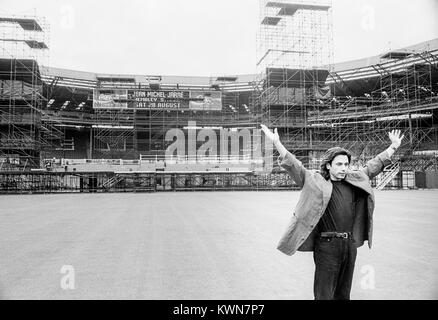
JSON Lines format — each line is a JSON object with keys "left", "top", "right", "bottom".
{"left": 257, "top": 0, "right": 332, "bottom": 71}
{"left": 0, "top": 14, "right": 50, "bottom": 170}
{"left": 256, "top": 0, "right": 333, "bottom": 167}
{"left": 257, "top": 0, "right": 438, "bottom": 174}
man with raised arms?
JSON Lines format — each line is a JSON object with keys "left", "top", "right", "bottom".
{"left": 261, "top": 124, "right": 404, "bottom": 300}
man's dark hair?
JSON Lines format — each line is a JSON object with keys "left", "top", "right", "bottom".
{"left": 319, "top": 147, "right": 352, "bottom": 180}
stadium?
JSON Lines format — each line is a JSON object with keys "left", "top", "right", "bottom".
{"left": 1, "top": 2, "right": 438, "bottom": 193}
{"left": 0, "top": 1, "right": 437, "bottom": 300}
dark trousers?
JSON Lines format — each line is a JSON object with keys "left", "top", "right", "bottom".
{"left": 313, "top": 236, "right": 357, "bottom": 300}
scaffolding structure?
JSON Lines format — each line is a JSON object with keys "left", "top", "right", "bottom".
{"left": 255, "top": 0, "right": 438, "bottom": 178}
{"left": 0, "top": 15, "right": 50, "bottom": 170}
{"left": 89, "top": 77, "right": 257, "bottom": 160}
{"left": 37, "top": 70, "right": 264, "bottom": 169}
{"left": 1, "top": 7, "right": 437, "bottom": 191}
{"left": 0, "top": 15, "right": 50, "bottom": 65}
{"left": 312, "top": 46, "right": 438, "bottom": 165}
{"left": 256, "top": 0, "right": 333, "bottom": 166}
{"left": 257, "top": 0, "right": 332, "bottom": 71}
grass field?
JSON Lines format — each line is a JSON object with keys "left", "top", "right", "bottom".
{"left": 0, "top": 190, "right": 437, "bottom": 300}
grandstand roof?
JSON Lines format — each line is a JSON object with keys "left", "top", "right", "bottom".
{"left": 41, "top": 66, "right": 258, "bottom": 91}
{"left": 331, "top": 38, "right": 438, "bottom": 73}
{"left": 38, "top": 38, "right": 438, "bottom": 91}
{"left": 41, "top": 66, "right": 256, "bottom": 85}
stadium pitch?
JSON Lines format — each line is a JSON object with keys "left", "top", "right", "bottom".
{"left": 0, "top": 190, "right": 437, "bottom": 300}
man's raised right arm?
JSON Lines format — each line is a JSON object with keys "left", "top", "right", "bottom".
{"left": 261, "top": 124, "right": 308, "bottom": 187}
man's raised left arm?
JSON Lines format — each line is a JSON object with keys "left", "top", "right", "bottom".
{"left": 362, "top": 130, "right": 405, "bottom": 179}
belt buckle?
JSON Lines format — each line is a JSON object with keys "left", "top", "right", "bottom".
{"left": 339, "top": 232, "right": 348, "bottom": 239}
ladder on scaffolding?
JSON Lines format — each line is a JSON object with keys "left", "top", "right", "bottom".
{"left": 102, "top": 174, "right": 124, "bottom": 189}
{"left": 376, "top": 161, "right": 400, "bottom": 190}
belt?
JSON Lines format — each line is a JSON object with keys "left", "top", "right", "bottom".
{"left": 320, "top": 231, "right": 352, "bottom": 239}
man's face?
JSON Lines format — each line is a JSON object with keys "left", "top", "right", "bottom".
{"left": 326, "top": 154, "right": 350, "bottom": 181}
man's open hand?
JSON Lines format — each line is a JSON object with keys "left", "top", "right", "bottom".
{"left": 388, "top": 129, "right": 404, "bottom": 149}
{"left": 261, "top": 124, "right": 280, "bottom": 143}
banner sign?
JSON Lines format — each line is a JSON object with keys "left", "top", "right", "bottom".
{"left": 92, "top": 89, "right": 223, "bottom": 111}
{"left": 189, "top": 91, "right": 222, "bottom": 111}
{"left": 128, "top": 90, "right": 190, "bottom": 110}
{"left": 93, "top": 89, "right": 128, "bottom": 109}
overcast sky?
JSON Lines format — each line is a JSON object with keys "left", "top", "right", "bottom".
{"left": 2, "top": 0, "right": 438, "bottom": 76}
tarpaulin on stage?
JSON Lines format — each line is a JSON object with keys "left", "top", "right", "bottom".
{"left": 314, "top": 85, "right": 331, "bottom": 100}
{"left": 425, "top": 171, "right": 438, "bottom": 189}
{"left": 0, "top": 58, "right": 42, "bottom": 85}
{"left": 264, "top": 87, "right": 306, "bottom": 104}
{"left": 0, "top": 80, "right": 42, "bottom": 99}
{"left": 266, "top": 68, "right": 329, "bottom": 87}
